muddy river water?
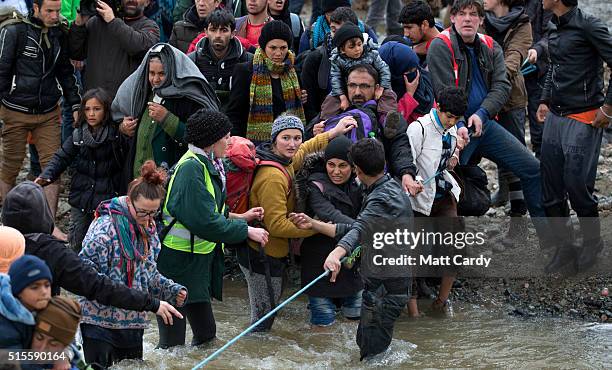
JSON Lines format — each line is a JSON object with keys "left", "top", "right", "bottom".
{"left": 107, "top": 280, "right": 612, "bottom": 369}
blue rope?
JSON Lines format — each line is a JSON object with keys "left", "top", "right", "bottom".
{"left": 192, "top": 247, "right": 360, "bottom": 369}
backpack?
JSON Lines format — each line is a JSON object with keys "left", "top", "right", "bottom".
{"left": 323, "top": 100, "right": 380, "bottom": 143}
{"left": 453, "top": 164, "right": 491, "bottom": 216}
{"left": 435, "top": 28, "right": 494, "bottom": 87}
{"left": 223, "top": 136, "right": 292, "bottom": 214}
{"left": 0, "top": 7, "right": 30, "bottom": 61}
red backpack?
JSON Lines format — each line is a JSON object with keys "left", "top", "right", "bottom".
{"left": 224, "top": 136, "right": 292, "bottom": 214}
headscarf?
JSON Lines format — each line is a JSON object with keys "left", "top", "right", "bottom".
{"left": 94, "top": 197, "right": 154, "bottom": 288}
{"left": 379, "top": 41, "right": 435, "bottom": 115}
{"left": 112, "top": 43, "right": 219, "bottom": 121}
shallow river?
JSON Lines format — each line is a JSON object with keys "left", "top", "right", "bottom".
{"left": 109, "top": 280, "right": 612, "bottom": 369}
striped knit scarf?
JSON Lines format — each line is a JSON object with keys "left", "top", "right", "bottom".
{"left": 95, "top": 197, "right": 152, "bottom": 288}
{"left": 246, "top": 48, "right": 305, "bottom": 143}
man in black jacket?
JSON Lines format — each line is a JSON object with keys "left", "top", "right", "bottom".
{"left": 290, "top": 138, "right": 413, "bottom": 360}
{"left": 536, "top": 0, "right": 612, "bottom": 273}
{"left": 170, "top": 0, "right": 220, "bottom": 53}
{"left": 190, "top": 9, "right": 253, "bottom": 109}
{"left": 310, "top": 64, "right": 421, "bottom": 196}
{"left": 1, "top": 181, "right": 184, "bottom": 326}
{"left": 0, "top": 0, "right": 80, "bottom": 241}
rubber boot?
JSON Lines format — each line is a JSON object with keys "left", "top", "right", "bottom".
{"left": 544, "top": 202, "right": 578, "bottom": 274}
{"left": 576, "top": 215, "right": 604, "bottom": 272}
{"left": 491, "top": 170, "right": 508, "bottom": 207}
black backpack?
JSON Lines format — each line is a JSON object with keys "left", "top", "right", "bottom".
{"left": 453, "top": 164, "right": 491, "bottom": 216}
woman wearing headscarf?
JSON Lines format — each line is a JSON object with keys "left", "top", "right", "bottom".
{"left": 112, "top": 43, "right": 219, "bottom": 189}
{"left": 225, "top": 21, "right": 305, "bottom": 145}
{"left": 379, "top": 39, "right": 435, "bottom": 123}
{"left": 298, "top": 136, "right": 364, "bottom": 328}
{"left": 156, "top": 109, "right": 269, "bottom": 347}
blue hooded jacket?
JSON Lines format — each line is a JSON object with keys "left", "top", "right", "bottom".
{"left": 379, "top": 40, "right": 435, "bottom": 115}
{"left": 0, "top": 274, "right": 35, "bottom": 349}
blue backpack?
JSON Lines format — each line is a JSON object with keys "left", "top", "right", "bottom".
{"left": 323, "top": 100, "right": 380, "bottom": 142}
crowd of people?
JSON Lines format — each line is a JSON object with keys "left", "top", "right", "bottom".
{"left": 0, "top": 0, "right": 611, "bottom": 367}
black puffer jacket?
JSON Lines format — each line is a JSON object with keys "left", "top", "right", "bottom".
{"left": 299, "top": 155, "right": 363, "bottom": 298}
{"left": 40, "top": 123, "right": 125, "bottom": 214}
{"left": 540, "top": 7, "right": 612, "bottom": 115}
{"left": 0, "top": 17, "right": 80, "bottom": 114}
{"left": 190, "top": 37, "right": 253, "bottom": 109}
{"left": 0, "top": 182, "right": 160, "bottom": 313}
{"left": 169, "top": 5, "right": 206, "bottom": 53}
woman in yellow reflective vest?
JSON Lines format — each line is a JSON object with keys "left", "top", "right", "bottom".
{"left": 156, "top": 109, "right": 269, "bottom": 347}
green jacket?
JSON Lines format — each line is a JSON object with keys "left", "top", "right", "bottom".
{"left": 165, "top": 151, "right": 248, "bottom": 243}
{"left": 158, "top": 151, "right": 248, "bottom": 303}
{"left": 61, "top": 0, "right": 80, "bottom": 24}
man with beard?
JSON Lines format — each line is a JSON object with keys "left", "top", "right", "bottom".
{"left": 234, "top": 0, "right": 272, "bottom": 50}
{"left": 69, "top": 0, "right": 160, "bottom": 96}
{"left": 399, "top": 0, "right": 441, "bottom": 64}
{"left": 0, "top": 0, "right": 80, "bottom": 240}
{"left": 189, "top": 9, "right": 253, "bottom": 108}
{"left": 311, "top": 64, "right": 420, "bottom": 195}
{"left": 170, "top": 0, "right": 220, "bottom": 53}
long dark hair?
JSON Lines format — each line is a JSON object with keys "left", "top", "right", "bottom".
{"left": 75, "top": 88, "right": 112, "bottom": 128}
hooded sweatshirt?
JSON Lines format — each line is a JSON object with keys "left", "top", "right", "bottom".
{"left": 79, "top": 197, "right": 185, "bottom": 330}
{"left": 0, "top": 181, "right": 161, "bottom": 314}
{"left": 379, "top": 40, "right": 435, "bottom": 122}
{"left": 0, "top": 274, "right": 35, "bottom": 349}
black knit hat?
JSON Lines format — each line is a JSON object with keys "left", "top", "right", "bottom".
{"left": 258, "top": 20, "right": 293, "bottom": 49}
{"left": 322, "top": 0, "right": 351, "bottom": 13}
{"left": 332, "top": 22, "right": 363, "bottom": 49}
{"left": 186, "top": 109, "right": 232, "bottom": 148}
{"left": 324, "top": 135, "right": 353, "bottom": 163}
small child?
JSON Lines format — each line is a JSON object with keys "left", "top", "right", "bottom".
{"left": 31, "top": 296, "right": 83, "bottom": 369}
{"left": 321, "top": 22, "right": 393, "bottom": 119}
{"left": 36, "top": 88, "right": 125, "bottom": 252}
{"left": 1, "top": 255, "right": 52, "bottom": 349}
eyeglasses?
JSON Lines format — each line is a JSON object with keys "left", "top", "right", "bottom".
{"left": 130, "top": 198, "right": 161, "bottom": 218}
{"left": 347, "top": 83, "right": 374, "bottom": 90}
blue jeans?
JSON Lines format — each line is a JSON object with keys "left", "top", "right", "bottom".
{"left": 308, "top": 291, "right": 362, "bottom": 326}
{"left": 460, "top": 119, "right": 544, "bottom": 217}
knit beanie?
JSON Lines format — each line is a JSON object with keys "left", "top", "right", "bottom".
{"left": 35, "top": 296, "right": 81, "bottom": 346}
{"left": 258, "top": 20, "right": 294, "bottom": 49}
{"left": 8, "top": 255, "right": 52, "bottom": 296}
{"left": 271, "top": 115, "right": 304, "bottom": 143}
{"left": 324, "top": 136, "right": 353, "bottom": 163}
{"left": 332, "top": 22, "right": 363, "bottom": 49}
{"left": 186, "top": 109, "right": 233, "bottom": 149}
{"left": 322, "top": 0, "right": 351, "bottom": 13}
{"left": 0, "top": 226, "right": 25, "bottom": 274}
